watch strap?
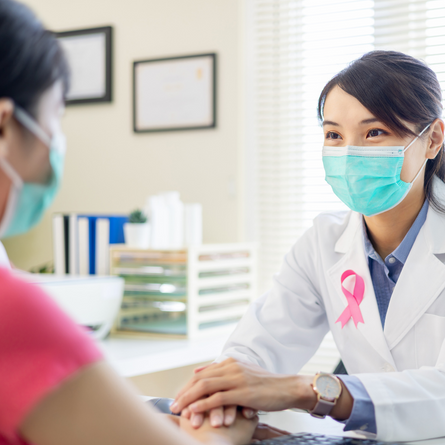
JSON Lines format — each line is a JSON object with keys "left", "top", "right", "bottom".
{"left": 309, "top": 397, "right": 336, "bottom": 419}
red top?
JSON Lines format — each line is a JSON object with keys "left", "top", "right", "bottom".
{"left": 0, "top": 268, "right": 103, "bottom": 444}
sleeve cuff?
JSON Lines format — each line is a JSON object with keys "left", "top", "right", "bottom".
{"left": 337, "top": 375, "right": 377, "bottom": 434}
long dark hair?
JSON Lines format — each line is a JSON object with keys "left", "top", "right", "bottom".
{"left": 0, "top": 0, "right": 70, "bottom": 117}
{"left": 318, "top": 50, "right": 445, "bottom": 213}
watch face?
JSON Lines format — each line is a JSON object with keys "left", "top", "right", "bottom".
{"left": 315, "top": 375, "right": 341, "bottom": 400}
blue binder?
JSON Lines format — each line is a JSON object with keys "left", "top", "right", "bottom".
{"left": 77, "top": 214, "right": 128, "bottom": 275}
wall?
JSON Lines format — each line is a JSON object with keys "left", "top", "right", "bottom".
{"left": 3, "top": 0, "right": 245, "bottom": 270}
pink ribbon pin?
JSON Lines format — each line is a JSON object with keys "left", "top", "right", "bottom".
{"left": 336, "top": 270, "right": 365, "bottom": 328}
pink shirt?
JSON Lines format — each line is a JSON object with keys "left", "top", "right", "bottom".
{"left": 0, "top": 268, "right": 103, "bottom": 444}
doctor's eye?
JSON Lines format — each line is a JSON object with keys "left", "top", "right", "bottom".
{"left": 367, "top": 128, "right": 388, "bottom": 138}
{"left": 325, "top": 131, "right": 342, "bottom": 140}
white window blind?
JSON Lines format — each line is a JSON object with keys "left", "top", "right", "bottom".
{"left": 246, "top": 0, "right": 445, "bottom": 374}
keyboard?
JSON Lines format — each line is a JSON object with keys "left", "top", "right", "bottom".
{"left": 251, "top": 432, "right": 402, "bottom": 444}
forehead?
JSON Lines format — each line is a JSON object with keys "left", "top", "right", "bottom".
{"left": 323, "top": 85, "right": 375, "bottom": 123}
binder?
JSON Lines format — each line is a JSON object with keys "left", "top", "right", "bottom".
{"left": 52, "top": 214, "right": 65, "bottom": 275}
{"left": 52, "top": 213, "right": 128, "bottom": 275}
{"left": 78, "top": 217, "right": 89, "bottom": 275}
{"left": 96, "top": 218, "right": 110, "bottom": 275}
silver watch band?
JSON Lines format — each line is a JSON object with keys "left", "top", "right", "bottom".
{"left": 309, "top": 397, "right": 336, "bottom": 419}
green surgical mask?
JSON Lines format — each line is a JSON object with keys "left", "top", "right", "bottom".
{"left": 322, "top": 124, "right": 431, "bottom": 217}
{"left": 0, "top": 106, "right": 66, "bottom": 238}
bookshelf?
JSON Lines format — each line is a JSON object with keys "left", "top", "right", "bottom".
{"left": 110, "top": 243, "right": 257, "bottom": 338}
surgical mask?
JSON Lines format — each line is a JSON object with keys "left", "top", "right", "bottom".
{"left": 322, "top": 124, "right": 431, "bottom": 217}
{"left": 0, "top": 106, "right": 66, "bottom": 238}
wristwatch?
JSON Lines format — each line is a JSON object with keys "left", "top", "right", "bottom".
{"left": 309, "top": 372, "right": 342, "bottom": 419}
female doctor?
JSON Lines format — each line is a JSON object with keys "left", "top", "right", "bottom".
{"left": 172, "top": 50, "right": 445, "bottom": 443}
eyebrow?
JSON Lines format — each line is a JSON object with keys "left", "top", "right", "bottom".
{"left": 322, "top": 118, "right": 382, "bottom": 127}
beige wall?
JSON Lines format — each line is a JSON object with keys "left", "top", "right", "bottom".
{"left": 3, "top": 0, "right": 245, "bottom": 270}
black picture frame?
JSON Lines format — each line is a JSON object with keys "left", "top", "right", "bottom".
{"left": 55, "top": 26, "right": 113, "bottom": 105}
{"left": 133, "top": 53, "right": 217, "bottom": 133}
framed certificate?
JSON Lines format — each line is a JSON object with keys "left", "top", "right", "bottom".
{"left": 133, "top": 53, "right": 217, "bottom": 133}
{"left": 56, "top": 26, "right": 113, "bottom": 105}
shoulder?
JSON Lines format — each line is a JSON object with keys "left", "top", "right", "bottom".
{"left": 313, "top": 209, "right": 352, "bottom": 230}
{"left": 286, "top": 210, "right": 354, "bottom": 268}
{"left": 0, "top": 268, "right": 100, "bottom": 357}
{"left": 0, "top": 268, "right": 63, "bottom": 321}
{"left": 303, "top": 210, "right": 353, "bottom": 248}
{"left": 0, "top": 267, "right": 45, "bottom": 310}
{"left": 0, "top": 268, "right": 103, "bottom": 439}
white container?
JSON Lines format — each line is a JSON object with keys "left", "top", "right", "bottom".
{"left": 184, "top": 203, "right": 203, "bottom": 245}
{"left": 124, "top": 223, "right": 150, "bottom": 248}
{"left": 21, "top": 273, "right": 124, "bottom": 340}
{"left": 163, "top": 191, "right": 184, "bottom": 248}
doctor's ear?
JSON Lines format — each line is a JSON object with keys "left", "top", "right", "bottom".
{"left": 426, "top": 119, "right": 445, "bottom": 159}
{"left": 0, "top": 99, "right": 14, "bottom": 157}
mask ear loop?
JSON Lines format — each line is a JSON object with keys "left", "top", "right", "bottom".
{"left": 14, "top": 106, "right": 51, "bottom": 147}
{"left": 402, "top": 123, "right": 432, "bottom": 153}
{"left": 0, "top": 157, "right": 23, "bottom": 187}
{"left": 404, "top": 123, "right": 433, "bottom": 185}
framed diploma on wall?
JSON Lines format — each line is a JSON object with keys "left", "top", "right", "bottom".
{"left": 56, "top": 26, "right": 113, "bottom": 105}
{"left": 133, "top": 53, "right": 217, "bottom": 133}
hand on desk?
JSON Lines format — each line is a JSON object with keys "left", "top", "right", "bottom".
{"left": 171, "top": 358, "right": 353, "bottom": 426}
{"left": 179, "top": 410, "right": 258, "bottom": 445}
{"left": 180, "top": 406, "right": 290, "bottom": 442}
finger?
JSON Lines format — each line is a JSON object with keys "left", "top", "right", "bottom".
{"left": 190, "top": 412, "right": 204, "bottom": 429}
{"left": 175, "top": 361, "right": 231, "bottom": 402}
{"left": 209, "top": 406, "right": 224, "bottom": 428}
{"left": 174, "top": 379, "right": 201, "bottom": 406}
{"left": 223, "top": 405, "right": 237, "bottom": 426}
{"left": 173, "top": 377, "right": 235, "bottom": 413}
{"left": 181, "top": 407, "right": 191, "bottom": 419}
{"left": 194, "top": 363, "right": 212, "bottom": 374}
{"left": 242, "top": 407, "right": 258, "bottom": 419}
{"left": 189, "top": 390, "right": 246, "bottom": 413}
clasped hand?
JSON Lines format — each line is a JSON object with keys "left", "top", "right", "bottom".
{"left": 171, "top": 358, "right": 315, "bottom": 429}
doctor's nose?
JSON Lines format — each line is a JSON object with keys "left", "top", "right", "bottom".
{"left": 341, "top": 134, "right": 364, "bottom": 147}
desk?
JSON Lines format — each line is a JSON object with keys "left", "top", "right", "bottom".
{"left": 99, "top": 333, "right": 230, "bottom": 377}
{"left": 98, "top": 333, "right": 230, "bottom": 397}
{"left": 104, "top": 336, "right": 445, "bottom": 444}
{"left": 259, "top": 410, "right": 445, "bottom": 445}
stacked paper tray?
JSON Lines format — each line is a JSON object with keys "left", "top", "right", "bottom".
{"left": 110, "top": 244, "right": 257, "bottom": 338}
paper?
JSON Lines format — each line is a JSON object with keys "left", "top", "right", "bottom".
{"left": 135, "top": 55, "right": 214, "bottom": 130}
{"left": 59, "top": 33, "right": 106, "bottom": 100}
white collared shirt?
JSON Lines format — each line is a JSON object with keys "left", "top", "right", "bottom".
{"left": 0, "top": 241, "right": 10, "bottom": 268}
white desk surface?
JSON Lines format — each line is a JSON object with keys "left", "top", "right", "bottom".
{"left": 98, "top": 333, "right": 230, "bottom": 377}
{"left": 142, "top": 400, "right": 444, "bottom": 445}
{"left": 260, "top": 410, "right": 445, "bottom": 445}
{"left": 104, "top": 337, "right": 445, "bottom": 444}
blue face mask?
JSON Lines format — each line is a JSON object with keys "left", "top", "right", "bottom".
{"left": 0, "top": 106, "right": 66, "bottom": 238}
{"left": 322, "top": 124, "right": 431, "bottom": 217}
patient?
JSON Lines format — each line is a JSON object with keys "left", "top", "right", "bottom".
{"left": 0, "top": 1, "right": 272, "bottom": 444}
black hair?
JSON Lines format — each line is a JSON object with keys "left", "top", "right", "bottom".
{"left": 318, "top": 50, "right": 445, "bottom": 213}
{"left": 0, "top": 0, "right": 70, "bottom": 117}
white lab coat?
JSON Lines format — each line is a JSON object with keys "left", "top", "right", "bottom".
{"left": 219, "top": 177, "right": 445, "bottom": 442}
